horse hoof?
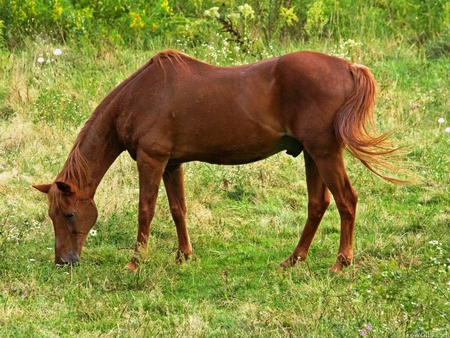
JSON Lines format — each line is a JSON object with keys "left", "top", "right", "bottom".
{"left": 175, "top": 252, "right": 191, "bottom": 264}
{"left": 328, "top": 263, "right": 343, "bottom": 274}
{"left": 279, "top": 255, "right": 298, "bottom": 267}
{"left": 279, "top": 259, "right": 291, "bottom": 268}
{"left": 124, "top": 261, "right": 138, "bottom": 273}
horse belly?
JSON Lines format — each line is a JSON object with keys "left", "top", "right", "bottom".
{"left": 169, "top": 124, "right": 301, "bottom": 165}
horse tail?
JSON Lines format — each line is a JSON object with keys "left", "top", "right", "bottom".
{"left": 334, "top": 63, "right": 403, "bottom": 183}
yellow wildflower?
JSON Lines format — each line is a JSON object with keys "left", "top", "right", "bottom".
{"left": 130, "top": 12, "right": 144, "bottom": 29}
{"left": 52, "top": 1, "right": 63, "bottom": 21}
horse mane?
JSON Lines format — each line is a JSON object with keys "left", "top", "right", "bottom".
{"left": 150, "top": 50, "right": 190, "bottom": 79}
{"left": 61, "top": 144, "right": 91, "bottom": 189}
{"left": 55, "top": 110, "right": 99, "bottom": 190}
{"left": 47, "top": 142, "right": 90, "bottom": 211}
{"left": 150, "top": 49, "right": 189, "bottom": 68}
{"left": 48, "top": 82, "right": 101, "bottom": 211}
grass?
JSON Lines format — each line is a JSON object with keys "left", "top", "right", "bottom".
{"left": 1, "top": 39, "right": 450, "bottom": 337}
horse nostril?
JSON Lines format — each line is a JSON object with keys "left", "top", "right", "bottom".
{"left": 55, "top": 260, "right": 69, "bottom": 267}
{"left": 69, "top": 252, "right": 81, "bottom": 264}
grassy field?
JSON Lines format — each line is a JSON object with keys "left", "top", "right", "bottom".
{"left": 1, "top": 36, "right": 450, "bottom": 337}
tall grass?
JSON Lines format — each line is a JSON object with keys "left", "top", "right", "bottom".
{"left": 1, "top": 2, "right": 450, "bottom": 336}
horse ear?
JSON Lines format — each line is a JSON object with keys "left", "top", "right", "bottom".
{"left": 33, "top": 184, "right": 52, "bottom": 194}
{"left": 55, "top": 181, "right": 76, "bottom": 195}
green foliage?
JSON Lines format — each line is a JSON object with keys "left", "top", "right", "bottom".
{"left": 304, "top": 0, "right": 329, "bottom": 40}
{"left": 0, "top": 19, "right": 6, "bottom": 50}
{"left": 2, "top": 0, "right": 450, "bottom": 54}
{"left": 426, "top": 25, "right": 450, "bottom": 58}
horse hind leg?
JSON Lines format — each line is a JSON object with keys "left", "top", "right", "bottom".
{"left": 310, "top": 149, "right": 358, "bottom": 273}
{"left": 163, "top": 164, "right": 192, "bottom": 264}
{"left": 280, "top": 151, "right": 330, "bottom": 267}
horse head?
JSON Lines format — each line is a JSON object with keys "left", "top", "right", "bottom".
{"left": 33, "top": 181, "right": 98, "bottom": 265}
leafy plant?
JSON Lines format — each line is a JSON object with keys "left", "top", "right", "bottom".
{"left": 2, "top": 0, "right": 450, "bottom": 53}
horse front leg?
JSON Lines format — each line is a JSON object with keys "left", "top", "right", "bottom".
{"left": 280, "top": 151, "right": 330, "bottom": 267}
{"left": 125, "top": 153, "right": 167, "bottom": 273}
{"left": 163, "top": 164, "right": 192, "bottom": 264}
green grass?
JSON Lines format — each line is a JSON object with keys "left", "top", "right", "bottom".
{"left": 1, "top": 39, "right": 450, "bottom": 337}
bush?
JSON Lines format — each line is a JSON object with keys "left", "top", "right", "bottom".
{"left": 1, "top": 0, "right": 450, "bottom": 54}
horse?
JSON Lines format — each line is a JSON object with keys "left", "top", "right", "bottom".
{"left": 33, "top": 50, "right": 399, "bottom": 273}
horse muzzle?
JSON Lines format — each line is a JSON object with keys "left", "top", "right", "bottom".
{"left": 55, "top": 252, "right": 80, "bottom": 266}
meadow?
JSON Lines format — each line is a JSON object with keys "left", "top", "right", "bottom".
{"left": 1, "top": 1, "right": 450, "bottom": 337}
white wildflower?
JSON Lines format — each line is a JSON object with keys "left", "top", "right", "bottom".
{"left": 204, "top": 7, "right": 220, "bottom": 18}
{"left": 227, "top": 12, "right": 241, "bottom": 21}
{"left": 238, "top": 4, "right": 254, "bottom": 19}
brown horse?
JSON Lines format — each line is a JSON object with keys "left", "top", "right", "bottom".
{"left": 33, "top": 50, "right": 397, "bottom": 273}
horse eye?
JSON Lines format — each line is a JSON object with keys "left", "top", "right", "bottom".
{"left": 65, "top": 212, "right": 75, "bottom": 220}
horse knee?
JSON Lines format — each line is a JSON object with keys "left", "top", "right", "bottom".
{"left": 170, "top": 204, "right": 187, "bottom": 223}
{"left": 138, "top": 207, "right": 155, "bottom": 224}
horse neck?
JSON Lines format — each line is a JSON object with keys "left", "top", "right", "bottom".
{"left": 59, "top": 109, "right": 123, "bottom": 198}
